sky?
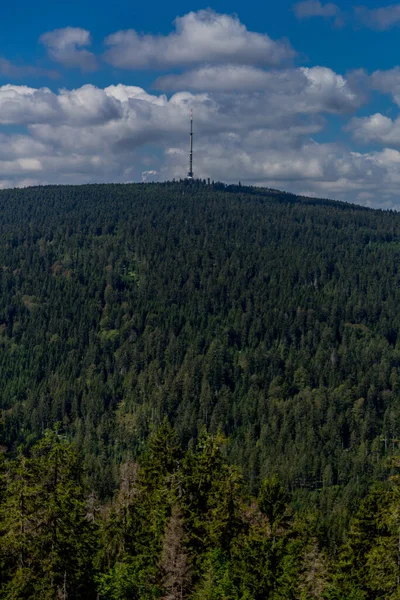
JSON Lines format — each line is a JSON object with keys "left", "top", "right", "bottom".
{"left": 2, "top": 1, "right": 400, "bottom": 206}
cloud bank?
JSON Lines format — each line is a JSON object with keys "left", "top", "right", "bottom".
{"left": 0, "top": 72, "right": 395, "bottom": 207}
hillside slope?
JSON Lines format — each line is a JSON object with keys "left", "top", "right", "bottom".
{"left": 0, "top": 180, "right": 399, "bottom": 538}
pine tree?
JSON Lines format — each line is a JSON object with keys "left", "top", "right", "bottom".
{"left": 0, "top": 449, "right": 41, "bottom": 598}
{"left": 258, "top": 475, "right": 290, "bottom": 535}
{"left": 0, "top": 430, "right": 97, "bottom": 599}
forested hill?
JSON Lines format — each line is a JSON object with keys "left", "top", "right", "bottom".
{"left": 0, "top": 181, "right": 400, "bottom": 536}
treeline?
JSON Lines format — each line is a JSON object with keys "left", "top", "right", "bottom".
{"left": 1, "top": 424, "right": 399, "bottom": 599}
{"left": 1, "top": 181, "right": 400, "bottom": 542}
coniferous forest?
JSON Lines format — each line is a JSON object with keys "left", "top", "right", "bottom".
{"left": 1, "top": 180, "right": 400, "bottom": 597}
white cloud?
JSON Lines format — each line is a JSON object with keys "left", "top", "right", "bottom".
{"left": 347, "top": 113, "right": 400, "bottom": 147}
{"left": 59, "top": 85, "right": 123, "bottom": 124}
{"left": 155, "top": 66, "right": 362, "bottom": 116}
{"left": 293, "top": 1, "right": 341, "bottom": 19}
{"left": 154, "top": 65, "right": 274, "bottom": 92}
{"left": 0, "top": 134, "right": 48, "bottom": 160}
{"left": 0, "top": 85, "right": 59, "bottom": 124}
{"left": 40, "top": 27, "right": 98, "bottom": 71}
{"left": 104, "top": 9, "right": 294, "bottom": 70}
{"left": 299, "top": 67, "right": 361, "bottom": 112}
{"left": 354, "top": 4, "right": 400, "bottom": 30}
{"left": 368, "top": 67, "right": 400, "bottom": 106}
{"left": 0, "top": 84, "right": 122, "bottom": 125}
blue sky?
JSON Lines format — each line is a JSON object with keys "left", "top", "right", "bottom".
{"left": 2, "top": 0, "right": 398, "bottom": 84}
{"left": 1, "top": 0, "right": 400, "bottom": 206}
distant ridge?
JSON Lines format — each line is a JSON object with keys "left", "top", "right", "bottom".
{"left": 0, "top": 178, "right": 374, "bottom": 212}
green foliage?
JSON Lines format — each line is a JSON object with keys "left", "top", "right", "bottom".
{"left": 258, "top": 475, "right": 290, "bottom": 534}
{"left": 191, "top": 549, "right": 239, "bottom": 600}
{"left": 0, "top": 430, "right": 97, "bottom": 598}
{"left": 1, "top": 423, "right": 400, "bottom": 597}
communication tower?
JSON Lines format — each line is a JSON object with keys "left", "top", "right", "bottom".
{"left": 187, "top": 109, "right": 194, "bottom": 179}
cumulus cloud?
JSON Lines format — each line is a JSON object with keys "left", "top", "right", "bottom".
{"left": 104, "top": 9, "right": 294, "bottom": 70}
{"left": 0, "top": 84, "right": 123, "bottom": 125}
{"left": 40, "top": 27, "right": 98, "bottom": 71}
{"left": 347, "top": 113, "right": 400, "bottom": 148}
{"left": 155, "top": 66, "right": 362, "bottom": 116}
{"left": 354, "top": 4, "right": 400, "bottom": 30}
{"left": 0, "top": 85, "right": 59, "bottom": 125}
{"left": 298, "top": 67, "right": 361, "bottom": 112}
{"left": 293, "top": 1, "right": 341, "bottom": 19}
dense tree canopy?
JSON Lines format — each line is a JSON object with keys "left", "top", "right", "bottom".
{"left": 0, "top": 424, "right": 399, "bottom": 598}
{"left": 0, "top": 180, "right": 399, "bottom": 594}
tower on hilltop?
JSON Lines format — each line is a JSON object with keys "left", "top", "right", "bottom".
{"left": 187, "top": 109, "right": 194, "bottom": 179}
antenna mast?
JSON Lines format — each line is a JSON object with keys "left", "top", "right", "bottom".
{"left": 188, "top": 109, "right": 194, "bottom": 179}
